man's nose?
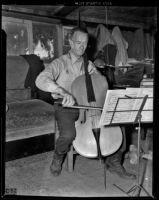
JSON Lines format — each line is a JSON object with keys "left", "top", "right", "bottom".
{"left": 80, "top": 45, "right": 84, "bottom": 49}
{"left": 80, "top": 44, "right": 86, "bottom": 50}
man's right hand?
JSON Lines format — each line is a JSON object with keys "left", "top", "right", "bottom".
{"left": 61, "top": 93, "right": 75, "bottom": 107}
{"left": 52, "top": 87, "right": 75, "bottom": 107}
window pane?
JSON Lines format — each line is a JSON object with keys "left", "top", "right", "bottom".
{"left": 5, "top": 22, "right": 29, "bottom": 55}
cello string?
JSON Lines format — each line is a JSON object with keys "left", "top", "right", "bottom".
{"left": 90, "top": 101, "right": 101, "bottom": 129}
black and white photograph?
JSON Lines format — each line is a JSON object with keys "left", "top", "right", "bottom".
{"left": 63, "top": 26, "right": 73, "bottom": 46}
{"left": 1, "top": 3, "right": 157, "bottom": 199}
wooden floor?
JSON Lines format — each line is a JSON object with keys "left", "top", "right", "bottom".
{"left": 5, "top": 151, "right": 153, "bottom": 197}
{"left": 4, "top": 127, "right": 153, "bottom": 197}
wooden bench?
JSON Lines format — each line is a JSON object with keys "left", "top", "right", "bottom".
{"left": 6, "top": 99, "right": 56, "bottom": 142}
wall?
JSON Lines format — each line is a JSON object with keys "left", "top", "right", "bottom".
{"left": 2, "top": 12, "right": 154, "bottom": 65}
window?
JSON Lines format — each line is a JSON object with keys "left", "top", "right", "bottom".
{"left": 2, "top": 16, "right": 59, "bottom": 63}
{"left": 2, "top": 17, "right": 33, "bottom": 55}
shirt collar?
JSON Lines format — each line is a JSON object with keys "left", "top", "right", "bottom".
{"left": 68, "top": 51, "right": 83, "bottom": 64}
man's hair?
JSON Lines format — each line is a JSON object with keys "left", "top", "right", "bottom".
{"left": 69, "top": 26, "right": 88, "bottom": 39}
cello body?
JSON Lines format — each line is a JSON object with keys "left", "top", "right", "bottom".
{"left": 71, "top": 73, "right": 123, "bottom": 158}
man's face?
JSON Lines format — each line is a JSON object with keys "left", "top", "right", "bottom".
{"left": 69, "top": 31, "right": 88, "bottom": 57}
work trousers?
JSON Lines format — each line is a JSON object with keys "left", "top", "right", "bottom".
{"left": 54, "top": 104, "right": 79, "bottom": 154}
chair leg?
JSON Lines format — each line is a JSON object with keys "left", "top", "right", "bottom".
{"left": 67, "top": 145, "right": 74, "bottom": 172}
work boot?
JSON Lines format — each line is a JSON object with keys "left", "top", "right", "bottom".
{"left": 50, "top": 150, "right": 65, "bottom": 176}
{"left": 106, "top": 151, "right": 136, "bottom": 180}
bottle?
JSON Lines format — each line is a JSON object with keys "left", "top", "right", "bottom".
{"left": 128, "top": 144, "right": 138, "bottom": 165}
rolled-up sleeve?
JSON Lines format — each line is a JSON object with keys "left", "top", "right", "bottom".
{"left": 35, "top": 59, "right": 61, "bottom": 93}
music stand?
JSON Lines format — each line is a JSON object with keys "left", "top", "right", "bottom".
{"left": 107, "top": 94, "right": 152, "bottom": 196}
{"left": 92, "top": 128, "right": 110, "bottom": 189}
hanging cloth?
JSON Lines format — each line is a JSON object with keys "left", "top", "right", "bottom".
{"left": 129, "top": 28, "right": 145, "bottom": 60}
{"left": 145, "top": 33, "right": 153, "bottom": 59}
{"left": 21, "top": 54, "right": 53, "bottom": 103}
{"left": 112, "top": 26, "right": 128, "bottom": 66}
{"left": 93, "top": 24, "right": 115, "bottom": 59}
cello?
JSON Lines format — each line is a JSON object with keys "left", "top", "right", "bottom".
{"left": 71, "top": 53, "right": 123, "bottom": 158}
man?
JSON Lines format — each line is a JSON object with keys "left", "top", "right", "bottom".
{"left": 36, "top": 27, "right": 97, "bottom": 176}
{"left": 35, "top": 27, "right": 135, "bottom": 180}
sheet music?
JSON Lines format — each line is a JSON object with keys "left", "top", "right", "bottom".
{"left": 99, "top": 88, "right": 153, "bottom": 126}
{"left": 99, "top": 89, "right": 140, "bottom": 126}
{"left": 126, "top": 88, "right": 153, "bottom": 122}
